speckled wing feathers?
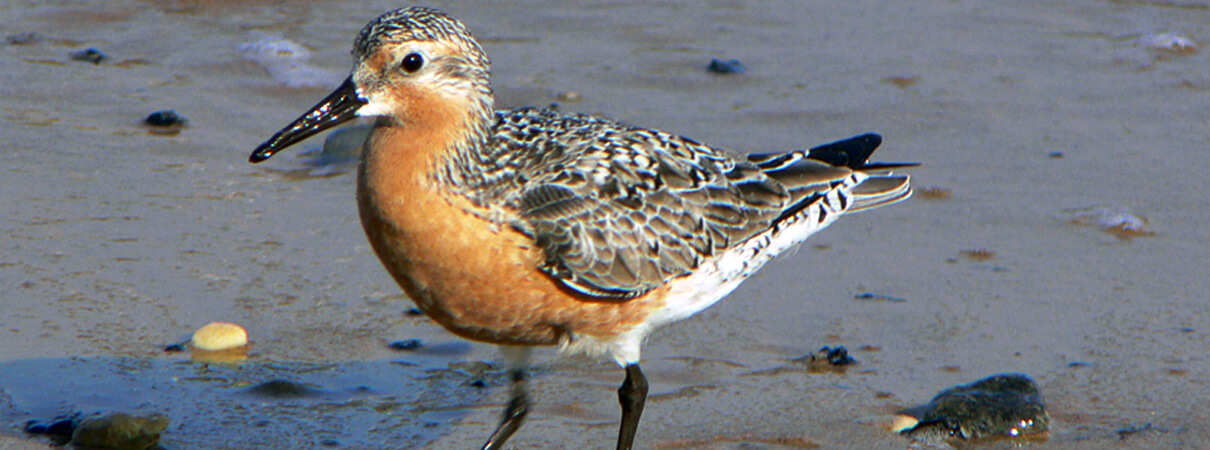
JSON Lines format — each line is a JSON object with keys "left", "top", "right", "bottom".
{"left": 475, "top": 108, "right": 907, "bottom": 301}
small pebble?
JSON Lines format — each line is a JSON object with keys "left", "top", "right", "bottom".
{"left": 190, "top": 321, "right": 248, "bottom": 351}
{"left": 707, "top": 58, "right": 746, "bottom": 74}
{"left": 144, "top": 110, "right": 187, "bottom": 128}
{"left": 388, "top": 339, "right": 424, "bottom": 351}
{"left": 404, "top": 307, "right": 424, "bottom": 316}
{"left": 70, "top": 48, "right": 107, "bottom": 64}
{"left": 854, "top": 292, "right": 907, "bottom": 303}
{"left": 792, "top": 346, "right": 857, "bottom": 368}
{"left": 1047, "top": 151, "right": 1064, "bottom": 158}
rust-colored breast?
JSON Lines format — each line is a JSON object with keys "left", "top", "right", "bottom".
{"left": 357, "top": 124, "right": 660, "bottom": 346}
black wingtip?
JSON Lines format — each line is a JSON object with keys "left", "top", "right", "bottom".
{"left": 806, "top": 133, "right": 882, "bottom": 169}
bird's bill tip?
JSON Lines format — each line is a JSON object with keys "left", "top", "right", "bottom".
{"left": 248, "top": 76, "right": 366, "bottom": 164}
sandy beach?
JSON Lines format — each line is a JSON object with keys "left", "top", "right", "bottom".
{"left": 2, "top": 0, "right": 1208, "bottom": 447}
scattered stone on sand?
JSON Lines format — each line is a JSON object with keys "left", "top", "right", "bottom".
{"left": 143, "top": 110, "right": 188, "bottom": 135}
{"left": 24, "top": 412, "right": 81, "bottom": 445}
{"left": 70, "top": 48, "right": 107, "bottom": 64}
{"left": 854, "top": 292, "right": 907, "bottom": 303}
{"left": 792, "top": 346, "right": 857, "bottom": 371}
{"left": 404, "top": 307, "right": 424, "bottom": 316}
{"left": 707, "top": 58, "right": 746, "bottom": 74}
{"left": 70, "top": 412, "right": 169, "bottom": 450}
{"left": 144, "top": 110, "right": 187, "bottom": 127}
{"left": 897, "top": 373, "right": 1050, "bottom": 445}
{"left": 388, "top": 339, "right": 424, "bottom": 351}
{"left": 1065, "top": 205, "right": 1155, "bottom": 239}
{"left": 190, "top": 321, "right": 247, "bottom": 351}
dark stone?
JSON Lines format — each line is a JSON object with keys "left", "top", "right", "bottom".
{"left": 24, "top": 412, "right": 81, "bottom": 439}
{"left": 707, "top": 58, "right": 746, "bottom": 74}
{"left": 145, "top": 110, "right": 187, "bottom": 127}
{"left": 70, "top": 48, "right": 107, "bottom": 64}
{"left": 70, "top": 412, "right": 169, "bottom": 450}
{"left": 388, "top": 339, "right": 424, "bottom": 351}
{"left": 901, "top": 373, "right": 1049, "bottom": 445}
{"left": 793, "top": 346, "right": 857, "bottom": 368}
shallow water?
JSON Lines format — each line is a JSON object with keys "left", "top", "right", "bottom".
{"left": 2, "top": 0, "right": 1208, "bottom": 448}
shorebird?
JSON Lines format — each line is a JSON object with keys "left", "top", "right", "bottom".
{"left": 249, "top": 6, "right": 913, "bottom": 449}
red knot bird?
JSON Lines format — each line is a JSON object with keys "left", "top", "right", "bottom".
{"left": 249, "top": 6, "right": 914, "bottom": 449}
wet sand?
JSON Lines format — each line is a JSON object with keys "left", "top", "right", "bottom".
{"left": 2, "top": 0, "right": 1208, "bottom": 447}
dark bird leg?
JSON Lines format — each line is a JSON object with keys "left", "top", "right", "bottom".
{"left": 482, "top": 367, "right": 529, "bottom": 450}
{"left": 483, "top": 346, "right": 533, "bottom": 450}
{"left": 616, "top": 363, "right": 649, "bottom": 450}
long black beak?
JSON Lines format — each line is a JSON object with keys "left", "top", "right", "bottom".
{"left": 249, "top": 77, "right": 367, "bottom": 163}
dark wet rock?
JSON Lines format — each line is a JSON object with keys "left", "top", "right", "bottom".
{"left": 707, "top": 58, "right": 746, "bottom": 74}
{"left": 144, "top": 110, "right": 188, "bottom": 136}
{"left": 70, "top": 47, "right": 107, "bottom": 64}
{"left": 388, "top": 339, "right": 424, "bottom": 351}
{"left": 144, "top": 110, "right": 187, "bottom": 128}
{"left": 70, "top": 412, "right": 169, "bottom": 450}
{"left": 244, "top": 379, "right": 321, "bottom": 398}
{"left": 792, "top": 346, "right": 857, "bottom": 368}
{"left": 25, "top": 411, "right": 81, "bottom": 444}
{"left": 900, "top": 373, "right": 1049, "bottom": 445}
{"left": 163, "top": 342, "right": 187, "bottom": 352}
{"left": 6, "top": 32, "right": 41, "bottom": 45}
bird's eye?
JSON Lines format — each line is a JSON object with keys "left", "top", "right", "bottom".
{"left": 401, "top": 52, "right": 424, "bottom": 73}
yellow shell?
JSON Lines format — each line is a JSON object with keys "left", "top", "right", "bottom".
{"left": 190, "top": 322, "right": 248, "bottom": 351}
